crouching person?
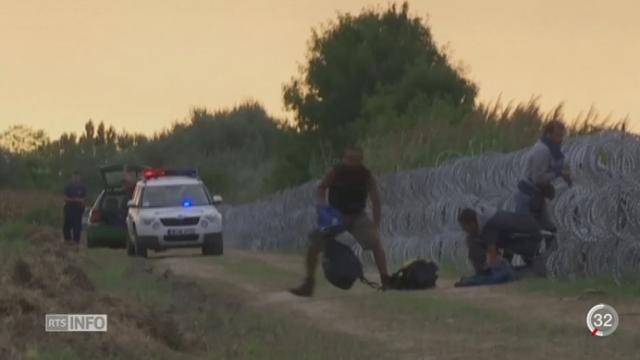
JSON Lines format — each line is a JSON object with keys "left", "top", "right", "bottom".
{"left": 457, "top": 208, "right": 542, "bottom": 275}
{"left": 289, "top": 145, "right": 391, "bottom": 297}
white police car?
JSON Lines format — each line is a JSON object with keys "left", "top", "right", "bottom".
{"left": 125, "top": 168, "right": 223, "bottom": 257}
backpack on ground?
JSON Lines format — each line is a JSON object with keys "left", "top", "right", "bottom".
{"left": 322, "top": 238, "right": 379, "bottom": 290}
{"left": 389, "top": 259, "right": 439, "bottom": 290}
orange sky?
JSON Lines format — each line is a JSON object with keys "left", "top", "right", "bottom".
{"left": 1, "top": 0, "right": 638, "bottom": 138}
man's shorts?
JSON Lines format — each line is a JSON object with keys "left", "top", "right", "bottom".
{"left": 310, "top": 213, "right": 377, "bottom": 250}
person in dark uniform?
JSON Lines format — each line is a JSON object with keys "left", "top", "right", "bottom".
{"left": 63, "top": 171, "right": 87, "bottom": 244}
{"left": 458, "top": 208, "right": 542, "bottom": 275}
{"left": 290, "top": 145, "right": 391, "bottom": 297}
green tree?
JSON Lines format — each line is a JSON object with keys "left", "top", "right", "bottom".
{"left": 268, "top": 127, "right": 315, "bottom": 190}
{"left": 283, "top": 2, "right": 477, "bottom": 151}
{"left": 0, "top": 148, "right": 11, "bottom": 186}
{"left": 0, "top": 125, "right": 49, "bottom": 153}
{"left": 81, "top": 119, "right": 96, "bottom": 157}
{"left": 106, "top": 126, "right": 116, "bottom": 145}
{"left": 95, "top": 121, "right": 106, "bottom": 147}
{"left": 116, "top": 133, "right": 135, "bottom": 151}
{"left": 105, "top": 125, "right": 117, "bottom": 157}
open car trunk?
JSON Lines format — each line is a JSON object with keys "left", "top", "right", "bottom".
{"left": 100, "top": 164, "right": 145, "bottom": 190}
{"left": 98, "top": 164, "right": 145, "bottom": 227}
{"left": 98, "top": 191, "right": 128, "bottom": 227}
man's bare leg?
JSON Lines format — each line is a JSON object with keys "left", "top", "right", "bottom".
{"left": 290, "top": 231, "right": 324, "bottom": 297}
{"left": 305, "top": 233, "right": 324, "bottom": 282}
{"left": 370, "top": 235, "right": 391, "bottom": 287}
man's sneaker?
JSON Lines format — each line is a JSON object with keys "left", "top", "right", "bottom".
{"left": 289, "top": 279, "right": 314, "bottom": 297}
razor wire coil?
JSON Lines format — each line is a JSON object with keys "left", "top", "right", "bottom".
{"left": 222, "top": 131, "right": 640, "bottom": 281}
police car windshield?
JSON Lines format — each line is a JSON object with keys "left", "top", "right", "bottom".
{"left": 141, "top": 184, "right": 209, "bottom": 208}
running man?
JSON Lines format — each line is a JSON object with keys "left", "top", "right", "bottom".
{"left": 290, "top": 145, "right": 390, "bottom": 297}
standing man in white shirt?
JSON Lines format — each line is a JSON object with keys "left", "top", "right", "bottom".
{"left": 515, "top": 120, "right": 572, "bottom": 232}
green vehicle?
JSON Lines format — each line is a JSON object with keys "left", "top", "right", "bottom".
{"left": 86, "top": 164, "right": 145, "bottom": 248}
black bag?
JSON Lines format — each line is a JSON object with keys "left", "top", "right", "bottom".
{"left": 389, "top": 259, "right": 439, "bottom": 290}
{"left": 322, "top": 238, "right": 378, "bottom": 290}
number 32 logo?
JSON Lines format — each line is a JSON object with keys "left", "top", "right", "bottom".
{"left": 586, "top": 304, "right": 619, "bottom": 337}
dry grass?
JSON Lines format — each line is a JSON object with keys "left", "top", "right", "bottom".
{"left": 361, "top": 100, "right": 627, "bottom": 174}
{"left": 0, "top": 226, "right": 197, "bottom": 360}
{"left": 0, "top": 190, "right": 62, "bottom": 226}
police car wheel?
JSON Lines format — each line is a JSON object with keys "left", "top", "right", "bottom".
{"left": 131, "top": 229, "right": 147, "bottom": 258}
{"left": 202, "top": 238, "right": 223, "bottom": 256}
{"left": 135, "top": 243, "right": 148, "bottom": 258}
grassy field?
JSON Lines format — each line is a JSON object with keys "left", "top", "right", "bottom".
{"left": 1, "top": 189, "right": 638, "bottom": 359}
{"left": 84, "top": 249, "right": 388, "bottom": 360}
{"left": 0, "top": 190, "right": 63, "bottom": 226}
{"left": 0, "top": 222, "right": 31, "bottom": 258}
{"left": 514, "top": 276, "right": 640, "bottom": 300}
{"left": 2, "top": 223, "right": 638, "bottom": 359}
{"left": 0, "top": 223, "right": 387, "bottom": 359}
{"left": 145, "top": 249, "right": 639, "bottom": 359}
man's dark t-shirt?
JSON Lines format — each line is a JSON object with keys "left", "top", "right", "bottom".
{"left": 64, "top": 183, "right": 87, "bottom": 212}
{"left": 466, "top": 210, "right": 542, "bottom": 274}
{"left": 328, "top": 164, "right": 372, "bottom": 215}
{"left": 477, "top": 210, "right": 540, "bottom": 248}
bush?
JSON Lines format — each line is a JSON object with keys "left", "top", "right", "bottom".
{"left": 0, "top": 190, "right": 62, "bottom": 226}
{"left": 360, "top": 99, "right": 624, "bottom": 174}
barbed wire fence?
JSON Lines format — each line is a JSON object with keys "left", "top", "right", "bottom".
{"left": 222, "top": 131, "right": 640, "bottom": 283}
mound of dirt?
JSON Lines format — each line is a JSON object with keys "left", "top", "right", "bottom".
{"left": 11, "top": 258, "right": 32, "bottom": 286}
{"left": 0, "top": 333, "right": 19, "bottom": 360}
{"left": 0, "top": 289, "right": 42, "bottom": 321}
{"left": 0, "top": 227, "right": 196, "bottom": 359}
{"left": 62, "top": 264, "right": 96, "bottom": 292}
{"left": 24, "top": 226, "right": 64, "bottom": 246}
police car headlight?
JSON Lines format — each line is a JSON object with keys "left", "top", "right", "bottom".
{"left": 204, "top": 214, "right": 221, "bottom": 224}
{"left": 141, "top": 217, "right": 155, "bottom": 226}
{"left": 201, "top": 220, "right": 209, "bottom": 228}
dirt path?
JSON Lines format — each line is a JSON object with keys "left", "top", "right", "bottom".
{"left": 153, "top": 254, "right": 417, "bottom": 355}
{"left": 200, "top": 249, "right": 640, "bottom": 329}
{"left": 150, "top": 249, "right": 640, "bottom": 360}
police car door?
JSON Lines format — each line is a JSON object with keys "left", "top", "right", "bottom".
{"left": 126, "top": 185, "right": 143, "bottom": 236}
